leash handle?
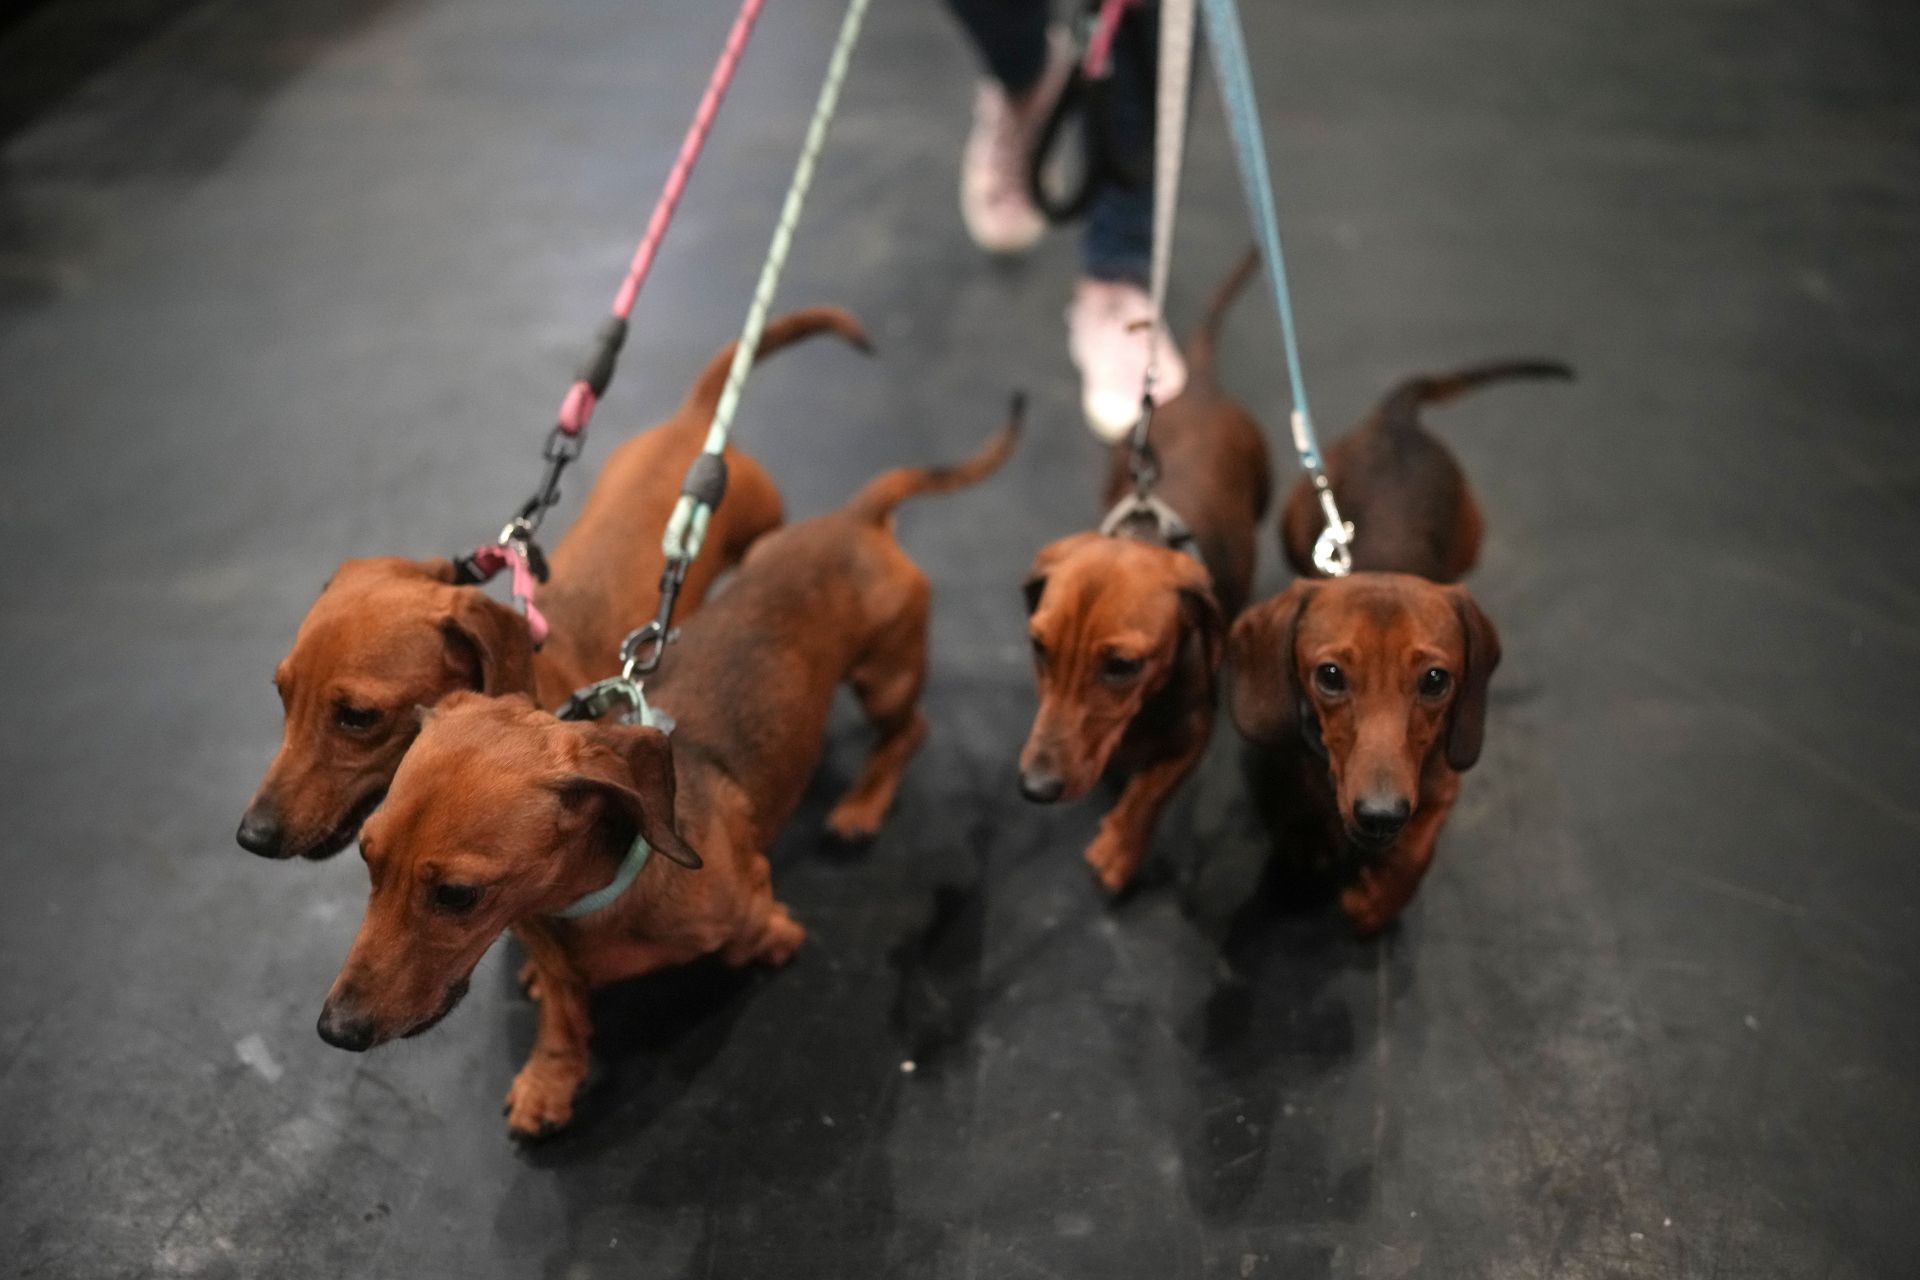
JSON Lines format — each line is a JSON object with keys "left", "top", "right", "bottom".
{"left": 1201, "top": 0, "right": 1351, "bottom": 575}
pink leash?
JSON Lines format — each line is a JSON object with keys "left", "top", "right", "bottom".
{"left": 556, "top": 0, "right": 767, "bottom": 438}
{"left": 1082, "top": 0, "right": 1139, "bottom": 78}
{"left": 459, "top": 0, "right": 767, "bottom": 638}
{"left": 462, "top": 544, "right": 550, "bottom": 645}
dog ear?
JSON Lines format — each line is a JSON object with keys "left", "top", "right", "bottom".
{"left": 1444, "top": 588, "right": 1502, "bottom": 772}
{"left": 560, "top": 723, "right": 701, "bottom": 869}
{"left": 1227, "top": 581, "right": 1315, "bottom": 744}
{"left": 1166, "top": 555, "right": 1226, "bottom": 683}
{"left": 439, "top": 590, "right": 535, "bottom": 696}
{"left": 1022, "top": 541, "right": 1065, "bottom": 614}
{"left": 1022, "top": 571, "right": 1048, "bottom": 615}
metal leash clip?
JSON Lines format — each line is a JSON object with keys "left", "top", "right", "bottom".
{"left": 494, "top": 516, "right": 551, "bottom": 583}
{"left": 1100, "top": 490, "right": 1195, "bottom": 553}
{"left": 554, "top": 674, "right": 643, "bottom": 724}
{"left": 1309, "top": 475, "right": 1354, "bottom": 577}
{"left": 619, "top": 557, "right": 689, "bottom": 678}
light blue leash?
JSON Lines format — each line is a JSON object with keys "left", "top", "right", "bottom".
{"left": 1199, "top": 0, "right": 1353, "bottom": 575}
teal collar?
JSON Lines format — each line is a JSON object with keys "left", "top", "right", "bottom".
{"left": 553, "top": 833, "right": 651, "bottom": 920}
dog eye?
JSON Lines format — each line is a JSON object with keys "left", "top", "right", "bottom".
{"left": 1313, "top": 663, "right": 1348, "bottom": 696}
{"left": 1100, "top": 654, "right": 1145, "bottom": 683}
{"left": 1419, "top": 667, "right": 1452, "bottom": 698}
{"left": 431, "top": 883, "right": 481, "bottom": 914}
{"left": 334, "top": 702, "right": 381, "bottom": 733}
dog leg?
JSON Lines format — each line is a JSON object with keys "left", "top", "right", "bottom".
{"left": 826, "top": 600, "right": 929, "bottom": 842}
{"left": 720, "top": 850, "right": 807, "bottom": 968}
{"left": 1085, "top": 727, "right": 1209, "bottom": 893}
{"left": 1341, "top": 800, "right": 1450, "bottom": 936}
{"left": 503, "top": 928, "right": 591, "bottom": 1139}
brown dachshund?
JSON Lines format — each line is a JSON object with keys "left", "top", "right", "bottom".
{"left": 237, "top": 308, "right": 867, "bottom": 861}
{"left": 315, "top": 407, "right": 1020, "bottom": 1138}
{"left": 1279, "top": 360, "right": 1572, "bottom": 582}
{"left": 1019, "top": 253, "right": 1270, "bottom": 892}
{"left": 1228, "top": 573, "right": 1499, "bottom": 935}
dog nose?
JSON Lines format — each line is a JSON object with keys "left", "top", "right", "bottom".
{"left": 236, "top": 804, "right": 286, "bottom": 858}
{"left": 1019, "top": 769, "right": 1065, "bottom": 804}
{"left": 316, "top": 1002, "right": 375, "bottom": 1053}
{"left": 1352, "top": 795, "right": 1411, "bottom": 842}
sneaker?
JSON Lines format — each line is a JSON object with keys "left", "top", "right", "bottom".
{"left": 1067, "top": 278, "right": 1189, "bottom": 441}
{"left": 960, "top": 30, "right": 1073, "bottom": 255}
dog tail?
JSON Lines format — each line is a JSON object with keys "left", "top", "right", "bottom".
{"left": 845, "top": 393, "right": 1025, "bottom": 525}
{"left": 1184, "top": 246, "right": 1260, "bottom": 387}
{"left": 1378, "top": 359, "right": 1574, "bottom": 432}
{"left": 684, "top": 306, "right": 873, "bottom": 416}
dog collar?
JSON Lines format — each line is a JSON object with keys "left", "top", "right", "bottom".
{"left": 553, "top": 833, "right": 652, "bottom": 919}
{"left": 1099, "top": 491, "right": 1198, "bottom": 559}
{"left": 549, "top": 689, "right": 674, "bottom": 920}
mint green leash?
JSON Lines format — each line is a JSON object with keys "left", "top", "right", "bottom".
{"left": 548, "top": 0, "right": 877, "bottom": 914}
{"left": 660, "top": 0, "right": 875, "bottom": 568}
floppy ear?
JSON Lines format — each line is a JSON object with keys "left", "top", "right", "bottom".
{"left": 557, "top": 723, "right": 701, "bottom": 869}
{"left": 1227, "top": 581, "right": 1315, "bottom": 744}
{"left": 439, "top": 589, "right": 536, "bottom": 695}
{"left": 1177, "top": 583, "right": 1225, "bottom": 680}
{"left": 1444, "top": 588, "right": 1502, "bottom": 772}
{"left": 1164, "top": 554, "right": 1226, "bottom": 685}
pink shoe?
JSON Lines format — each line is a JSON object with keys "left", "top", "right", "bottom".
{"left": 960, "top": 30, "right": 1073, "bottom": 255}
{"left": 1067, "top": 278, "right": 1188, "bottom": 442}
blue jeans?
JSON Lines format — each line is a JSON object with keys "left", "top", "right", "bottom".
{"left": 943, "top": 0, "right": 1155, "bottom": 285}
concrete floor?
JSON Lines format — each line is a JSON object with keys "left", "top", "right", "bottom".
{"left": 2, "top": 0, "right": 1917, "bottom": 1276}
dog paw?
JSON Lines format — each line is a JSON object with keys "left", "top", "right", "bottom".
{"left": 1340, "top": 880, "right": 1402, "bottom": 938}
{"left": 1084, "top": 834, "right": 1142, "bottom": 894}
{"left": 755, "top": 906, "right": 806, "bottom": 967}
{"left": 503, "top": 1067, "right": 578, "bottom": 1141}
{"left": 824, "top": 797, "right": 885, "bottom": 844}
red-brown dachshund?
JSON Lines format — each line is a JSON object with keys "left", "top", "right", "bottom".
{"left": 315, "top": 407, "right": 1020, "bottom": 1137}
{"left": 1020, "top": 253, "right": 1270, "bottom": 891}
{"left": 238, "top": 308, "right": 867, "bottom": 861}
{"left": 1280, "top": 360, "right": 1572, "bottom": 582}
{"left": 1228, "top": 573, "right": 1499, "bottom": 934}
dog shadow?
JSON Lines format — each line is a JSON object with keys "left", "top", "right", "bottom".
{"left": 1166, "top": 738, "right": 1417, "bottom": 1255}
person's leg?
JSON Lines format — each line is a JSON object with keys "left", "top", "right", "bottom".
{"left": 1067, "top": 3, "right": 1187, "bottom": 438}
{"left": 944, "top": 0, "right": 1051, "bottom": 95}
{"left": 945, "top": 0, "right": 1070, "bottom": 254}
{"left": 1082, "top": 3, "right": 1154, "bottom": 286}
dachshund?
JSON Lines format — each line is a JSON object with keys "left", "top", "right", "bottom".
{"left": 237, "top": 308, "right": 867, "bottom": 860}
{"left": 314, "top": 405, "right": 1020, "bottom": 1137}
{"left": 1280, "top": 359, "right": 1572, "bottom": 582}
{"left": 1019, "top": 252, "right": 1271, "bottom": 891}
{"left": 1228, "top": 573, "right": 1499, "bottom": 935}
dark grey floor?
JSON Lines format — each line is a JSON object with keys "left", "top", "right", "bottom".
{"left": 3, "top": 0, "right": 1917, "bottom": 1276}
